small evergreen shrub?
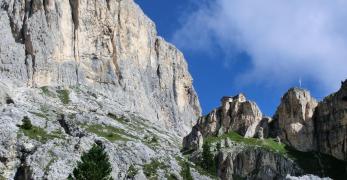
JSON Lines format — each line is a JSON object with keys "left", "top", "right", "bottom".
{"left": 150, "top": 136, "right": 158, "bottom": 144}
{"left": 68, "top": 143, "right": 113, "bottom": 180}
{"left": 21, "top": 116, "right": 32, "bottom": 130}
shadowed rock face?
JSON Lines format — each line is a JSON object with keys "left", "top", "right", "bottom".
{"left": 315, "top": 80, "right": 347, "bottom": 161}
{"left": 0, "top": 0, "right": 200, "bottom": 136}
{"left": 183, "top": 94, "right": 262, "bottom": 151}
{"left": 273, "top": 88, "right": 318, "bottom": 152}
{"left": 218, "top": 148, "right": 302, "bottom": 180}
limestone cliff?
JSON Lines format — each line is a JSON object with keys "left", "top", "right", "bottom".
{"left": 0, "top": 0, "right": 201, "bottom": 136}
{"left": 272, "top": 88, "right": 318, "bottom": 152}
{"left": 183, "top": 94, "right": 262, "bottom": 151}
{"left": 183, "top": 87, "right": 347, "bottom": 180}
{"left": 271, "top": 81, "right": 347, "bottom": 161}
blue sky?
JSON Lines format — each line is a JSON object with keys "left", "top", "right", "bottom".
{"left": 135, "top": 0, "right": 347, "bottom": 116}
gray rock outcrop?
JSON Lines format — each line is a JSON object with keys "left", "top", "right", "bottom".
{"left": 315, "top": 80, "right": 347, "bottom": 161}
{"left": 0, "top": 0, "right": 201, "bottom": 136}
{"left": 273, "top": 88, "right": 318, "bottom": 152}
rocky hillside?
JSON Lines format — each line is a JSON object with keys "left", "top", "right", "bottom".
{"left": 184, "top": 81, "right": 347, "bottom": 180}
{"left": 0, "top": 0, "right": 204, "bottom": 179}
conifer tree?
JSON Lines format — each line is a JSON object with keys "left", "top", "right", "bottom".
{"left": 68, "top": 143, "right": 113, "bottom": 180}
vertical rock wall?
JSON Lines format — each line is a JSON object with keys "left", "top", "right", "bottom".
{"left": 0, "top": 0, "right": 201, "bottom": 135}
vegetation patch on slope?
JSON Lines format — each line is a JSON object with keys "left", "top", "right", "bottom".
{"left": 204, "top": 131, "right": 286, "bottom": 155}
{"left": 85, "top": 124, "right": 137, "bottom": 142}
{"left": 19, "top": 117, "right": 63, "bottom": 142}
{"left": 107, "top": 113, "right": 129, "bottom": 124}
{"left": 40, "top": 86, "right": 56, "bottom": 97}
{"left": 56, "top": 89, "right": 70, "bottom": 104}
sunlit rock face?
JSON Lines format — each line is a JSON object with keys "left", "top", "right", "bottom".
{"left": 0, "top": 0, "right": 201, "bottom": 136}
{"left": 183, "top": 94, "right": 263, "bottom": 151}
{"left": 273, "top": 88, "right": 318, "bottom": 152}
{"left": 315, "top": 80, "right": 347, "bottom": 161}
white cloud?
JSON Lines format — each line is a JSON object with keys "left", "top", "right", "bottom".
{"left": 173, "top": 0, "right": 347, "bottom": 92}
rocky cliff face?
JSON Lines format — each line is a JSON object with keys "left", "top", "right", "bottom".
{"left": 0, "top": 0, "right": 205, "bottom": 179}
{"left": 273, "top": 88, "right": 318, "bottom": 152}
{"left": 0, "top": 0, "right": 200, "bottom": 136}
{"left": 183, "top": 94, "right": 304, "bottom": 179}
{"left": 272, "top": 81, "right": 347, "bottom": 161}
{"left": 184, "top": 85, "right": 347, "bottom": 180}
{"left": 183, "top": 94, "right": 262, "bottom": 151}
{"left": 315, "top": 80, "right": 347, "bottom": 161}
{"left": 218, "top": 147, "right": 302, "bottom": 180}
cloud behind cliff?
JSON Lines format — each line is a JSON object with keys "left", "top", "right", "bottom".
{"left": 172, "top": 0, "right": 347, "bottom": 92}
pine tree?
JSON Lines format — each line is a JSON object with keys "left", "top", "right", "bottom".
{"left": 68, "top": 143, "right": 113, "bottom": 180}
